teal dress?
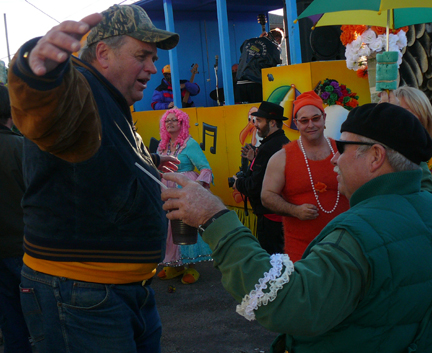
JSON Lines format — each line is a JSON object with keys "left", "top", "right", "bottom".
{"left": 158, "top": 137, "right": 213, "bottom": 266}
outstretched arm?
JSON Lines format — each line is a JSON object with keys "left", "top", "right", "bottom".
{"left": 8, "top": 13, "right": 103, "bottom": 163}
{"left": 261, "top": 149, "right": 318, "bottom": 220}
{"left": 160, "top": 173, "right": 368, "bottom": 336}
{"left": 28, "top": 13, "right": 103, "bottom": 76}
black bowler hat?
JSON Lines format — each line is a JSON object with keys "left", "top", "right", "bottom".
{"left": 341, "top": 103, "right": 432, "bottom": 165}
{"left": 251, "top": 101, "right": 288, "bottom": 121}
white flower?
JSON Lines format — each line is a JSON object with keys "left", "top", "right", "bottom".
{"left": 361, "top": 28, "right": 377, "bottom": 44}
{"left": 369, "top": 37, "right": 384, "bottom": 52}
{"left": 388, "top": 33, "right": 398, "bottom": 48}
{"left": 388, "top": 43, "right": 399, "bottom": 52}
{"left": 397, "top": 50, "right": 403, "bottom": 66}
{"left": 343, "top": 26, "right": 407, "bottom": 72}
{"left": 345, "top": 50, "right": 360, "bottom": 70}
{"left": 358, "top": 55, "right": 368, "bottom": 66}
{"left": 346, "top": 58, "right": 358, "bottom": 70}
{"left": 358, "top": 45, "right": 372, "bottom": 57}
{"left": 396, "top": 30, "right": 407, "bottom": 49}
{"left": 351, "top": 36, "right": 363, "bottom": 51}
{"left": 345, "top": 43, "right": 360, "bottom": 62}
{"left": 388, "top": 34, "right": 401, "bottom": 52}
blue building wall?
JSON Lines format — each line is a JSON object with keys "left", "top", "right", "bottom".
{"left": 133, "top": 13, "right": 265, "bottom": 112}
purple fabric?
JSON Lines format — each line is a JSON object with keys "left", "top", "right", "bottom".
{"left": 307, "top": 14, "right": 324, "bottom": 25}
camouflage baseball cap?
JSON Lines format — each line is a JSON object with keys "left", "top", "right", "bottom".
{"left": 87, "top": 5, "right": 179, "bottom": 50}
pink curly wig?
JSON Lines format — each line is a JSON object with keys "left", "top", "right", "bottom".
{"left": 158, "top": 108, "right": 191, "bottom": 151}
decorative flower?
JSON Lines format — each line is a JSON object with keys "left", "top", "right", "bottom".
{"left": 396, "top": 30, "right": 407, "bottom": 49}
{"left": 314, "top": 182, "right": 328, "bottom": 193}
{"left": 369, "top": 37, "right": 383, "bottom": 52}
{"left": 356, "top": 66, "right": 368, "bottom": 78}
{"left": 340, "top": 25, "right": 408, "bottom": 77}
{"left": 360, "top": 28, "right": 377, "bottom": 44}
{"left": 320, "top": 91, "right": 330, "bottom": 100}
{"left": 317, "top": 79, "right": 359, "bottom": 111}
{"left": 370, "top": 26, "right": 386, "bottom": 36}
{"left": 340, "top": 25, "right": 367, "bottom": 45}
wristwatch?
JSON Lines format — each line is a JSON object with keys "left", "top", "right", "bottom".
{"left": 198, "top": 209, "right": 230, "bottom": 235}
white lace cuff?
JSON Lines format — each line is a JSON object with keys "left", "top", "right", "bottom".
{"left": 236, "top": 254, "right": 294, "bottom": 321}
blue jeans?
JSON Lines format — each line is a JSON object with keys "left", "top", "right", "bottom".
{"left": 0, "top": 257, "right": 32, "bottom": 353}
{"left": 20, "top": 264, "right": 162, "bottom": 353}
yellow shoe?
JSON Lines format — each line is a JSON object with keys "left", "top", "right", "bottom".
{"left": 181, "top": 268, "right": 200, "bottom": 284}
{"left": 157, "top": 267, "right": 186, "bottom": 280}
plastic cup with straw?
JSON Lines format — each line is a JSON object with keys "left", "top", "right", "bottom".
{"left": 135, "top": 162, "right": 197, "bottom": 245}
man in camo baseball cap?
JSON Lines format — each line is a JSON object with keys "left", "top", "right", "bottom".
{"left": 87, "top": 4, "right": 179, "bottom": 50}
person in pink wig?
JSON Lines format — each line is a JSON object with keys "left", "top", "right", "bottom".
{"left": 157, "top": 108, "right": 213, "bottom": 284}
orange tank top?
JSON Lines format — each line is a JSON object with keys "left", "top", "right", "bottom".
{"left": 281, "top": 139, "right": 349, "bottom": 262}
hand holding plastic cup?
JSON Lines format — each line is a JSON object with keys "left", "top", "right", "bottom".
{"left": 135, "top": 163, "right": 197, "bottom": 245}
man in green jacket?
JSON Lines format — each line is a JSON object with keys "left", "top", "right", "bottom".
{"left": 161, "top": 103, "right": 432, "bottom": 353}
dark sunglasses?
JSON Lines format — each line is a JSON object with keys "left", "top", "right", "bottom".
{"left": 335, "top": 140, "right": 376, "bottom": 154}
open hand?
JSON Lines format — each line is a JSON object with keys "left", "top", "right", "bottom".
{"left": 28, "top": 13, "right": 103, "bottom": 76}
{"left": 241, "top": 143, "right": 255, "bottom": 161}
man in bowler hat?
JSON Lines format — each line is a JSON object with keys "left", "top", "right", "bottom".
{"left": 233, "top": 101, "right": 289, "bottom": 254}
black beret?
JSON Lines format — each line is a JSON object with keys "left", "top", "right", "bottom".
{"left": 341, "top": 103, "right": 432, "bottom": 165}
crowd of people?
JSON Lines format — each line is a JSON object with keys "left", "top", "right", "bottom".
{"left": 1, "top": 3, "right": 432, "bottom": 353}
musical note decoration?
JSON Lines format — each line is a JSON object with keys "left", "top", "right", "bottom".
{"left": 200, "top": 123, "right": 217, "bottom": 154}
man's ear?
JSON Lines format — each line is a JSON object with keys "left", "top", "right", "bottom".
{"left": 95, "top": 42, "right": 111, "bottom": 69}
{"left": 293, "top": 115, "right": 299, "bottom": 130}
{"left": 369, "top": 144, "right": 387, "bottom": 173}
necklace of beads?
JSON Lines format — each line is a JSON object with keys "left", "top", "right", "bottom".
{"left": 298, "top": 136, "right": 340, "bottom": 214}
{"left": 167, "top": 140, "right": 181, "bottom": 157}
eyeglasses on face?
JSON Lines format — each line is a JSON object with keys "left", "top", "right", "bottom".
{"left": 335, "top": 140, "right": 376, "bottom": 154}
{"left": 165, "top": 118, "right": 179, "bottom": 123}
{"left": 295, "top": 115, "right": 323, "bottom": 125}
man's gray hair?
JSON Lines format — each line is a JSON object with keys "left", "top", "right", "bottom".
{"left": 79, "top": 35, "right": 127, "bottom": 63}
{"left": 356, "top": 136, "right": 420, "bottom": 172}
